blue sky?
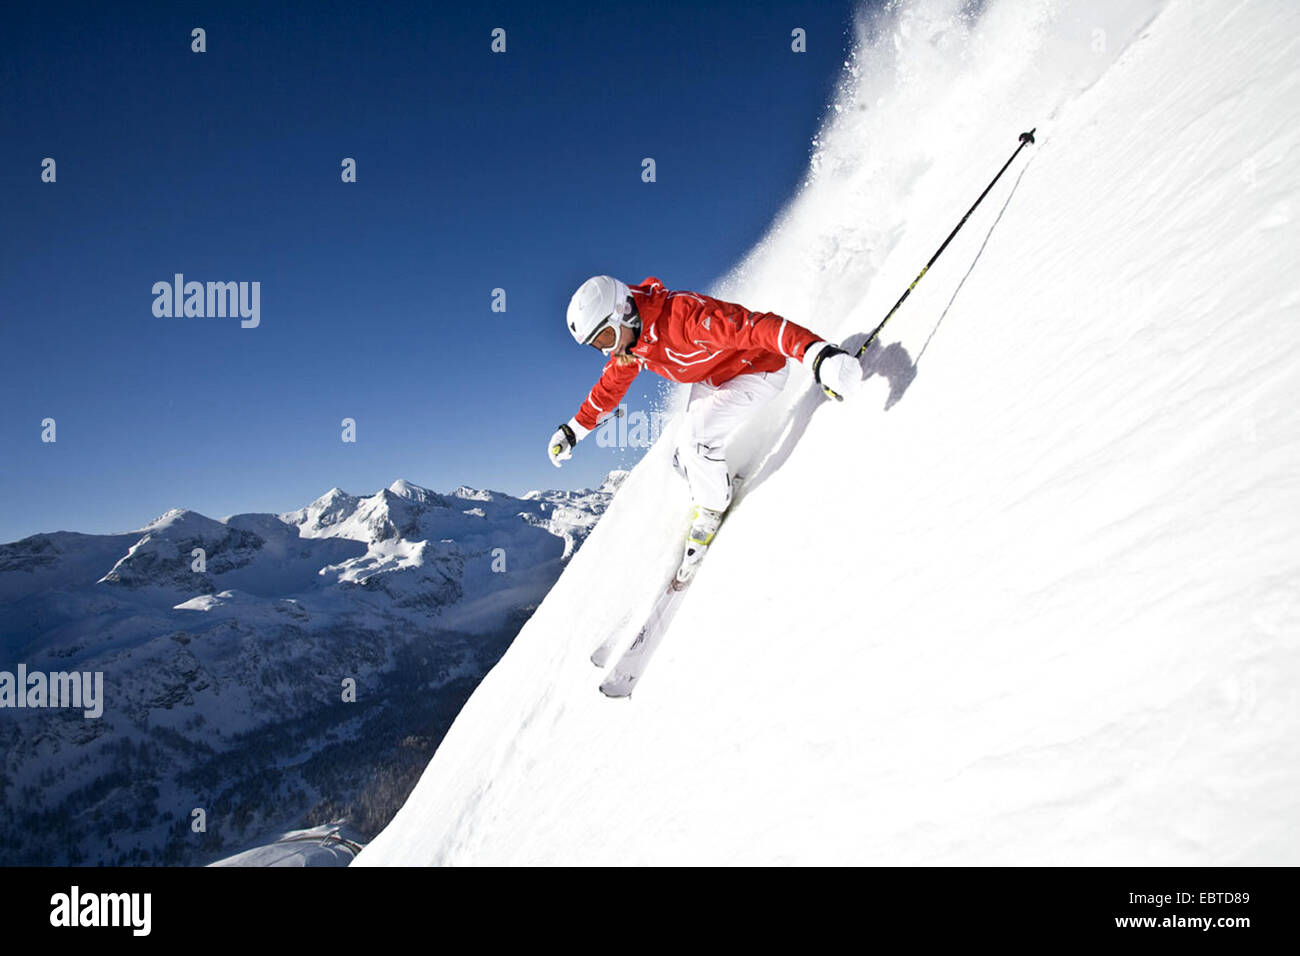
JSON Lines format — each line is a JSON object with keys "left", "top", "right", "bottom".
{"left": 0, "top": 0, "right": 861, "bottom": 541}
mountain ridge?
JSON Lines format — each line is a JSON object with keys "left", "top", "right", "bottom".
{"left": 0, "top": 471, "right": 627, "bottom": 865}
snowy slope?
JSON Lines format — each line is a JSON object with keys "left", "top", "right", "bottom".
{"left": 357, "top": 0, "right": 1300, "bottom": 866}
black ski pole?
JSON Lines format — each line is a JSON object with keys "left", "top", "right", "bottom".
{"left": 854, "top": 128, "right": 1036, "bottom": 359}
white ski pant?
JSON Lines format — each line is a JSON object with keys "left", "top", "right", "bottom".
{"left": 675, "top": 361, "right": 790, "bottom": 512}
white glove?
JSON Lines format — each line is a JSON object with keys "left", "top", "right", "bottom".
{"left": 803, "top": 341, "right": 862, "bottom": 401}
{"left": 547, "top": 417, "right": 590, "bottom": 467}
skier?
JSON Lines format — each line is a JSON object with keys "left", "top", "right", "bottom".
{"left": 548, "top": 275, "right": 862, "bottom": 581}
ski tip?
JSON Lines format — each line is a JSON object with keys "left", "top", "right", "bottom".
{"left": 599, "top": 674, "right": 635, "bottom": 698}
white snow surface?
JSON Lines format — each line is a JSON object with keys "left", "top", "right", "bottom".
{"left": 357, "top": 0, "right": 1300, "bottom": 865}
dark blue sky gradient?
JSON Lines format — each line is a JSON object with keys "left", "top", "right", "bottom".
{"left": 0, "top": 0, "right": 860, "bottom": 540}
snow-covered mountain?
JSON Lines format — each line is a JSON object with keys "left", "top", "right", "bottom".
{"left": 356, "top": 0, "right": 1300, "bottom": 865}
{"left": 208, "top": 824, "right": 364, "bottom": 867}
{"left": 0, "top": 472, "right": 626, "bottom": 865}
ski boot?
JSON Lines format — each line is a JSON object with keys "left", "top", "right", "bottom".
{"left": 673, "top": 503, "right": 725, "bottom": 590}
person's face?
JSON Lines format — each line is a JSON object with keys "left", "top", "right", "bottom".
{"left": 589, "top": 324, "right": 625, "bottom": 356}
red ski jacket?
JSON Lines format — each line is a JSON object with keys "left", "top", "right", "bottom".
{"left": 573, "top": 277, "right": 822, "bottom": 432}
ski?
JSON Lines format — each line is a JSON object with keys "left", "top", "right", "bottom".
{"left": 598, "top": 475, "right": 745, "bottom": 698}
{"left": 598, "top": 577, "right": 687, "bottom": 697}
{"left": 590, "top": 614, "right": 633, "bottom": 669}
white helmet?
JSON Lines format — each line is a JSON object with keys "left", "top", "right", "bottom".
{"left": 567, "top": 275, "right": 637, "bottom": 352}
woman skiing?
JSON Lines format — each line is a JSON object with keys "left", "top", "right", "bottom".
{"left": 548, "top": 275, "right": 862, "bottom": 580}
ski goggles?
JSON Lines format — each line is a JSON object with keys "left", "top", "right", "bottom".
{"left": 584, "top": 301, "right": 639, "bottom": 356}
{"left": 586, "top": 323, "right": 619, "bottom": 355}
